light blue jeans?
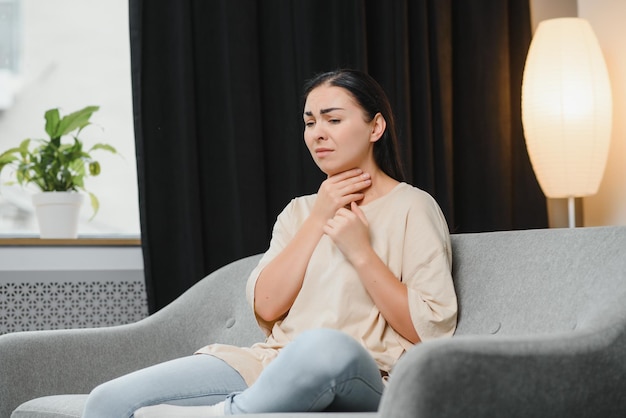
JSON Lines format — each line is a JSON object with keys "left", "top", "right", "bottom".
{"left": 82, "top": 329, "right": 384, "bottom": 417}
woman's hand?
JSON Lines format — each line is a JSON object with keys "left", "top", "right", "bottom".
{"left": 324, "top": 201, "right": 372, "bottom": 265}
{"left": 254, "top": 169, "right": 370, "bottom": 323}
{"left": 326, "top": 202, "right": 421, "bottom": 344}
{"left": 254, "top": 169, "right": 373, "bottom": 323}
{"left": 311, "top": 169, "right": 371, "bottom": 224}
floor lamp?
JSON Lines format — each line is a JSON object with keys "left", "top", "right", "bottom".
{"left": 521, "top": 18, "right": 612, "bottom": 228}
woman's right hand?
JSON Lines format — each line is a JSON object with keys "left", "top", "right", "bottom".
{"left": 311, "top": 168, "right": 372, "bottom": 224}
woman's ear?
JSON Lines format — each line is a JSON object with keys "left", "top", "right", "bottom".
{"left": 370, "top": 113, "right": 386, "bottom": 143}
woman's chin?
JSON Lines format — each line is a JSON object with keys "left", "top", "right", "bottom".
{"left": 316, "top": 164, "right": 338, "bottom": 177}
{"left": 317, "top": 163, "right": 355, "bottom": 177}
{"left": 321, "top": 168, "right": 344, "bottom": 177}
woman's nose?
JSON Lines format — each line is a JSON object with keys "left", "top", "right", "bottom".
{"left": 312, "top": 124, "right": 327, "bottom": 141}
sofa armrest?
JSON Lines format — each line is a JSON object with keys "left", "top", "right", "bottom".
{"left": 0, "top": 254, "right": 264, "bottom": 418}
{"left": 0, "top": 314, "right": 199, "bottom": 418}
{"left": 379, "top": 321, "right": 626, "bottom": 418}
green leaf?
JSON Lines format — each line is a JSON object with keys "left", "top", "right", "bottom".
{"left": 18, "top": 139, "right": 31, "bottom": 158}
{"left": 0, "top": 151, "right": 18, "bottom": 164}
{"left": 89, "top": 161, "right": 101, "bottom": 176}
{"left": 0, "top": 145, "right": 22, "bottom": 159}
{"left": 44, "top": 109, "right": 60, "bottom": 138}
{"left": 16, "top": 168, "right": 26, "bottom": 185}
{"left": 88, "top": 191, "right": 99, "bottom": 220}
{"left": 55, "top": 106, "right": 100, "bottom": 137}
{"left": 0, "top": 155, "right": 17, "bottom": 176}
{"left": 89, "top": 143, "right": 117, "bottom": 154}
{"left": 72, "top": 175, "right": 84, "bottom": 188}
{"left": 69, "top": 158, "right": 85, "bottom": 175}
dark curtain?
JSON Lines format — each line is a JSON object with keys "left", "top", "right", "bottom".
{"left": 129, "top": 0, "right": 547, "bottom": 313}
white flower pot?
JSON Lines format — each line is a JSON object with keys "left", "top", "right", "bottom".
{"left": 32, "top": 192, "right": 84, "bottom": 239}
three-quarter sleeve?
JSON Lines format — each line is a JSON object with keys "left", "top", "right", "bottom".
{"left": 400, "top": 194, "right": 457, "bottom": 342}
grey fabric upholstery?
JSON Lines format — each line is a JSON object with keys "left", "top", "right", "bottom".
{"left": 11, "top": 396, "right": 371, "bottom": 418}
{"left": 0, "top": 255, "right": 265, "bottom": 418}
{"left": 379, "top": 226, "right": 626, "bottom": 418}
{"left": 11, "top": 395, "right": 88, "bottom": 418}
{"left": 2, "top": 226, "right": 625, "bottom": 418}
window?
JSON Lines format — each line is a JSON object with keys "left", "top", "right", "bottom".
{"left": 0, "top": 0, "right": 140, "bottom": 237}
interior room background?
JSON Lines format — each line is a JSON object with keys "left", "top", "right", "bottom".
{"left": 1, "top": 0, "right": 624, "bottom": 315}
{"left": 129, "top": 0, "right": 548, "bottom": 311}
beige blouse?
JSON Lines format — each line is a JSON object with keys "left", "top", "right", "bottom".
{"left": 196, "top": 182, "right": 457, "bottom": 386}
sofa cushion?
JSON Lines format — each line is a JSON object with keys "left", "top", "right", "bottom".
{"left": 450, "top": 227, "right": 626, "bottom": 336}
{"left": 11, "top": 395, "right": 86, "bottom": 418}
{"left": 11, "top": 395, "right": 377, "bottom": 418}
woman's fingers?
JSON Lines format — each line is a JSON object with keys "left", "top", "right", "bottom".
{"left": 312, "top": 168, "right": 373, "bottom": 228}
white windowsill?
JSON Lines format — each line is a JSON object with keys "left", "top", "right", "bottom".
{"left": 0, "top": 236, "right": 143, "bottom": 272}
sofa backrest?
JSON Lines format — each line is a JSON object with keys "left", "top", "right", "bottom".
{"left": 450, "top": 226, "right": 626, "bottom": 337}
{"left": 140, "top": 253, "right": 265, "bottom": 354}
{"left": 171, "top": 226, "right": 626, "bottom": 351}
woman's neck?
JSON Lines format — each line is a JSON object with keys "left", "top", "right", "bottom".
{"left": 358, "top": 169, "right": 399, "bottom": 206}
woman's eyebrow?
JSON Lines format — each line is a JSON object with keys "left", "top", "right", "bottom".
{"left": 303, "top": 107, "right": 345, "bottom": 117}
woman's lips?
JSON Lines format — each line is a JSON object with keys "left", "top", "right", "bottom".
{"left": 315, "top": 148, "right": 333, "bottom": 157}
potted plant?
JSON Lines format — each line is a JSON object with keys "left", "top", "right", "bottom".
{"left": 0, "top": 105, "right": 117, "bottom": 238}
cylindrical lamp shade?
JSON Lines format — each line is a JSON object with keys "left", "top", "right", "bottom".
{"left": 521, "top": 18, "right": 612, "bottom": 198}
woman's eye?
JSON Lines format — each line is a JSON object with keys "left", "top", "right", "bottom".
{"left": 305, "top": 121, "right": 315, "bottom": 128}
{"left": 329, "top": 119, "right": 340, "bottom": 124}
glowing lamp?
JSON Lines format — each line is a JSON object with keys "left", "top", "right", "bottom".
{"left": 521, "top": 18, "right": 612, "bottom": 227}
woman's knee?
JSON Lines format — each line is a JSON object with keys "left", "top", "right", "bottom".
{"left": 290, "top": 329, "right": 373, "bottom": 374}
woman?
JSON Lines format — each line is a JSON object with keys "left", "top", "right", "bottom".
{"left": 83, "top": 69, "right": 457, "bottom": 417}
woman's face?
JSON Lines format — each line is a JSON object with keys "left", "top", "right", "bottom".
{"left": 303, "top": 84, "right": 382, "bottom": 176}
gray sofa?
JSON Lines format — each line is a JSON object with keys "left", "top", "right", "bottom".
{"left": 1, "top": 226, "right": 625, "bottom": 418}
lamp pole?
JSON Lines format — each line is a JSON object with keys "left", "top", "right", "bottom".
{"left": 568, "top": 197, "right": 576, "bottom": 228}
